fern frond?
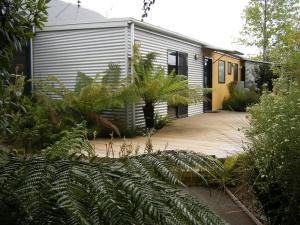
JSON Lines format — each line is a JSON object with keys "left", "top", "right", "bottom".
{"left": 0, "top": 150, "right": 227, "bottom": 225}
{"left": 44, "top": 123, "right": 95, "bottom": 160}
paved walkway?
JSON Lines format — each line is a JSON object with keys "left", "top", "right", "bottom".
{"left": 94, "top": 111, "right": 249, "bottom": 158}
{"left": 184, "top": 186, "right": 256, "bottom": 225}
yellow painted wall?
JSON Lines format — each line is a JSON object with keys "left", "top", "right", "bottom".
{"left": 204, "top": 49, "right": 242, "bottom": 110}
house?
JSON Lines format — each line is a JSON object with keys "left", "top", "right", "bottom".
{"left": 32, "top": 0, "right": 208, "bottom": 128}
{"left": 203, "top": 47, "right": 245, "bottom": 111}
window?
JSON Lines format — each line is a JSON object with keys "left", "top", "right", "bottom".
{"left": 218, "top": 60, "right": 225, "bottom": 83}
{"left": 227, "top": 62, "right": 232, "bottom": 74}
{"left": 234, "top": 63, "right": 238, "bottom": 81}
{"left": 167, "top": 51, "right": 188, "bottom": 76}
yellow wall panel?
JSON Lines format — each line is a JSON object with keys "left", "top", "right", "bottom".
{"left": 204, "top": 49, "right": 242, "bottom": 110}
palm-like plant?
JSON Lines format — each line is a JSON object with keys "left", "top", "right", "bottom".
{"left": 38, "top": 65, "right": 137, "bottom": 135}
{"left": 130, "top": 45, "right": 205, "bottom": 128}
{"left": 0, "top": 125, "right": 227, "bottom": 225}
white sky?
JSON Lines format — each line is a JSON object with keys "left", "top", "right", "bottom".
{"left": 63, "top": 0, "right": 259, "bottom": 56}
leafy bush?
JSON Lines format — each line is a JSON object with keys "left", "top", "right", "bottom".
{"left": 0, "top": 75, "right": 26, "bottom": 135}
{"left": 154, "top": 112, "right": 171, "bottom": 130}
{"left": 255, "top": 63, "right": 278, "bottom": 92}
{"left": 223, "top": 81, "right": 260, "bottom": 112}
{"left": 244, "top": 78, "right": 300, "bottom": 224}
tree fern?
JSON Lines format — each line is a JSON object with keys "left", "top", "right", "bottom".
{"left": 0, "top": 146, "right": 228, "bottom": 225}
{"left": 129, "top": 45, "right": 206, "bottom": 128}
{"left": 36, "top": 66, "right": 134, "bottom": 136}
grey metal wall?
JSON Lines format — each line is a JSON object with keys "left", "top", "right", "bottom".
{"left": 33, "top": 27, "right": 129, "bottom": 126}
{"left": 245, "top": 61, "right": 259, "bottom": 88}
{"left": 132, "top": 26, "right": 204, "bottom": 127}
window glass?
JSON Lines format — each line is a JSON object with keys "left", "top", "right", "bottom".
{"left": 234, "top": 63, "right": 238, "bottom": 81}
{"left": 168, "top": 53, "right": 176, "bottom": 66}
{"left": 178, "top": 52, "right": 188, "bottom": 76}
{"left": 218, "top": 60, "right": 225, "bottom": 83}
{"left": 228, "top": 62, "right": 232, "bottom": 74}
{"left": 167, "top": 51, "right": 188, "bottom": 77}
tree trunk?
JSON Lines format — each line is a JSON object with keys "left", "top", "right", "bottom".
{"left": 263, "top": 0, "right": 268, "bottom": 62}
{"left": 143, "top": 101, "right": 154, "bottom": 128}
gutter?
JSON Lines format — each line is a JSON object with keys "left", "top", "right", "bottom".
{"left": 128, "top": 18, "right": 206, "bottom": 47}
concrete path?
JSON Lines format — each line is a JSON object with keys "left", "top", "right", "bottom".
{"left": 184, "top": 186, "right": 256, "bottom": 225}
{"left": 94, "top": 111, "right": 249, "bottom": 158}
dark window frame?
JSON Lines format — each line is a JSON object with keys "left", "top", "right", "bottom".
{"left": 218, "top": 60, "right": 225, "bottom": 83}
{"left": 227, "top": 62, "right": 232, "bottom": 74}
{"left": 167, "top": 50, "right": 188, "bottom": 77}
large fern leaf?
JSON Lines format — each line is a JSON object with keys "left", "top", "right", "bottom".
{"left": 0, "top": 148, "right": 228, "bottom": 225}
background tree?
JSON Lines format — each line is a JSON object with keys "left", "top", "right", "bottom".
{"left": 0, "top": 0, "right": 48, "bottom": 73}
{"left": 255, "top": 63, "right": 277, "bottom": 91}
{"left": 270, "top": 30, "right": 300, "bottom": 82}
{"left": 141, "top": 0, "right": 155, "bottom": 21}
{"left": 239, "top": 0, "right": 299, "bottom": 62}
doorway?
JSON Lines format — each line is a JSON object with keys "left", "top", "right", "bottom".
{"left": 167, "top": 51, "right": 188, "bottom": 119}
{"left": 203, "top": 57, "right": 212, "bottom": 111}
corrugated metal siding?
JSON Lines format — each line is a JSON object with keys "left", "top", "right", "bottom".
{"left": 245, "top": 61, "right": 259, "bottom": 88}
{"left": 133, "top": 26, "right": 204, "bottom": 127}
{"left": 33, "top": 27, "right": 128, "bottom": 126}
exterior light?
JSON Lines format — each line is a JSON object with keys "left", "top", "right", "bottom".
{"left": 194, "top": 54, "right": 201, "bottom": 60}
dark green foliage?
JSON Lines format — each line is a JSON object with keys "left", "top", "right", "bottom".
{"left": 255, "top": 63, "right": 278, "bottom": 92}
{"left": 44, "top": 123, "right": 95, "bottom": 160}
{"left": 0, "top": 0, "right": 48, "bottom": 70}
{"left": 222, "top": 81, "right": 260, "bottom": 112}
{"left": 0, "top": 146, "right": 227, "bottom": 224}
{"left": 6, "top": 95, "right": 70, "bottom": 152}
{"left": 39, "top": 67, "right": 138, "bottom": 137}
{"left": 154, "top": 112, "right": 171, "bottom": 130}
{"left": 244, "top": 78, "right": 300, "bottom": 224}
{"left": 0, "top": 75, "right": 26, "bottom": 135}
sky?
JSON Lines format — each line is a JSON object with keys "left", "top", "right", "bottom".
{"left": 63, "top": 0, "right": 259, "bottom": 56}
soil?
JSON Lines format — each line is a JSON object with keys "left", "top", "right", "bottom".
{"left": 228, "top": 184, "right": 267, "bottom": 224}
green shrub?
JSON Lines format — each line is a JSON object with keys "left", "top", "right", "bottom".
{"left": 222, "top": 81, "right": 260, "bottom": 112}
{"left": 154, "top": 113, "right": 171, "bottom": 130}
{"left": 3, "top": 90, "right": 78, "bottom": 153}
{"left": 244, "top": 78, "right": 300, "bottom": 224}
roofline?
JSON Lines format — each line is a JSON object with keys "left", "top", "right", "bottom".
{"left": 37, "top": 16, "right": 246, "bottom": 53}
{"left": 244, "top": 59, "right": 272, "bottom": 64}
{"left": 204, "top": 46, "right": 244, "bottom": 57}
{"left": 128, "top": 18, "right": 207, "bottom": 46}
{"left": 37, "top": 18, "right": 130, "bottom": 31}
{"left": 38, "top": 17, "right": 208, "bottom": 46}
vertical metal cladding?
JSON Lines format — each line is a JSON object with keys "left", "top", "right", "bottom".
{"left": 133, "top": 26, "right": 204, "bottom": 127}
{"left": 33, "top": 27, "right": 128, "bottom": 125}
